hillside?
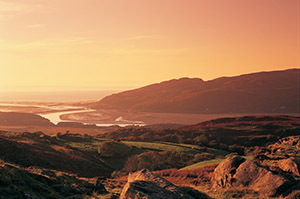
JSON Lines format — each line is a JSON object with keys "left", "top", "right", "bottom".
{"left": 101, "top": 115, "right": 300, "bottom": 149}
{"left": 0, "top": 160, "right": 107, "bottom": 199}
{"left": 0, "top": 131, "right": 112, "bottom": 177}
{"left": 93, "top": 69, "right": 300, "bottom": 114}
{"left": 0, "top": 112, "right": 54, "bottom": 126}
{"left": 1, "top": 115, "right": 300, "bottom": 198}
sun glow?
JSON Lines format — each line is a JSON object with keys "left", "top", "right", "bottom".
{"left": 0, "top": 0, "right": 299, "bottom": 92}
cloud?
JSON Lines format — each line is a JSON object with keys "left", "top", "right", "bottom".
{"left": 0, "top": 1, "right": 42, "bottom": 21}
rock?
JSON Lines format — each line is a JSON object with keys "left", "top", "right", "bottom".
{"left": 211, "top": 155, "right": 245, "bottom": 188}
{"left": 234, "top": 160, "right": 291, "bottom": 196}
{"left": 278, "top": 157, "right": 300, "bottom": 176}
{"left": 121, "top": 181, "right": 181, "bottom": 199}
{"left": 120, "top": 169, "right": 194, "bottom": 199}
{"left": 280, "top": 137, "right": 300, "bottom": 146}
{"left": 212, "top": 155, "right": 293, "bottom": 197}
{"left": 286, "top": 190, "right": 300, "bottom": 199}
{"left": 95, "top": 178, "right": 107, "bottom": 193}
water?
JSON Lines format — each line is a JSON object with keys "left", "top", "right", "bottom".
{"left": 0, "top": 103, "right": 145, "bottom": 127}
{"left": 0, "top": 90, "right": 119, "bottom": 102}
{"left": 39, "top": 109, "right": 93, "bottom": 125}
{"left": 0, "top": 103, "right": 80, "bottom": 110}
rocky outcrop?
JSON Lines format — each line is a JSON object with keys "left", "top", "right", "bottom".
{"left": 234, "top": 160, "right": 290, "bottom": 196}
{"left": 120, "top": 169, "right": 194, "bottom": 199}
{"left": 278, "top": 157, "right": 300, "bottom": 176}
{"left": 211, "top": 155, "right": 245, "bottom": 188}
{"left": 212, "top": 155, "right": 293, "bottom": 197}
{"left": 120, "top": 180, "right": 183, "bottom": 199}
{"left": 279, "top": 137, "right": 300, "bottom": 147}
{"left": 268, "top": 136, "right": 300, "bottom": 155}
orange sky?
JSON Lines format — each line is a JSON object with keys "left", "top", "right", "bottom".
{"left": 0, "top": 0, "right": 299, "bottom": 92}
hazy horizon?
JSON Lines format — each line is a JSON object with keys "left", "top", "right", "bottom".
{"left": 1, "top": 67, "right": 299, "bottom": 101}
{"left": 0, "top": 90, "right": 120, "bottom": 102}
{"left": 2, "top": 67, "right": 299, "bottom": 93}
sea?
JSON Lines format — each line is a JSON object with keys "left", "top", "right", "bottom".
{"left": 0, "top": 90, "right": 120, "bottom": 102}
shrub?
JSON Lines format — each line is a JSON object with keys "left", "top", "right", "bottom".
{"left": 97, "top": 141, "right": 131, "bottom": 157}
{"left": 122, "top": 151, "right": 195, "bottom": 173}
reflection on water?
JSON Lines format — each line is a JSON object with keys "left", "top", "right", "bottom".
{"left": 0, "top": 103, "right": 80, "bottom": 110}
{"left": 0, "top": 90, "right": 119, "bottom": 102}
{"left": 39, "top": 109, "right": 93, "bottom": 125}
{"left": 0, "top": 103, "right": 145, "bottom": 127}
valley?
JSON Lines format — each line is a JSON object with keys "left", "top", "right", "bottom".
{"left": 2, "top": 0, "right": 300, "bottom": 197}
{"left": 0, "top": 113, "right": 299, "bottom": 198}
{"left": 0, "top": 69, "right": 299, "bottom": 198}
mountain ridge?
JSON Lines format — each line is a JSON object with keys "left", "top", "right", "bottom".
{"left": 93, "top": 68, "right": 300, "bottom": 114}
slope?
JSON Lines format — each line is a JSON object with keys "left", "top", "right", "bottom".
{"left": 93, "top": 69, "right": 300, "bottom": 114}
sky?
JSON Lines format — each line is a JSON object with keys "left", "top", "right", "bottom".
{"left": 0, "top": 0, "right": 299, "bottom": 92}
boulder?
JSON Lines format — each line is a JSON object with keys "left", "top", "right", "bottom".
{"left": 120, "top": 181, "right": 182, "bottom": 199}
{"left": 212, "top": 155, "right": 293, "bottom": 197}
{"left": 211, "top": 155, "right": 245, "bottom": 188}
{"left": 234, "top": 160, "right": 291, "bottom": 196}
{"left": 280, "top": 137, "right": 300, "bottom": 146}
{"left": 120, "top": 169, "right": 194, "bottom": 199}
{"left": 278, "top": 157, "right": 300, "bottom": 176}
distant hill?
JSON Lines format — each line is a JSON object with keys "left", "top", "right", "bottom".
{"left": 0, "top": 112, "right": 54, "bottom": 126}
{"left": 179, "top": 115, "right": 300, "bottom": 131}
{"left": 101, "top": 115, "right": 300, "bottom": 147}
{"left": 93, "top": 69, "right": 300, "bottom": 114}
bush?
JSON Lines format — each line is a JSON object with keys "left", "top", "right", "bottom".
{"left": 122, "top": 151, "right": 196, "bottom": 173}
{"left": 97, "top": 141, "right": 131, "bottom": 157}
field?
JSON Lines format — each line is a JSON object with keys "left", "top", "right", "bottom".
{"left": 0, "top": 125, "right": 119, "bottom": 136}
{"left": 0, "top": 114, "right": 299, "bottom": 199}
{"left": 180, "top": 156, "right": 253, "bottom": 170}
{"left": 122, "top": 141, "right": 228, "bottom": 155}
{"left": 58, "top": 136, "right": 228, "bottom": 170}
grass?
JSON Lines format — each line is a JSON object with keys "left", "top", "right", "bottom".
{"left": 60, "top": 137, "right": 231, "bottom": 171}
{"left": 58, "top": 136, "right": 109, "bottom": 152}
{"left": 122, "top": 141, "right": 199, "bottom": 153}
{"left": 102, "top": 147, "right": 149, "bottom": 170}
{"left": 180, "top": 156, "right": 253, "bottom": 170}
{"left": 205, "top": 147, "right": 229, "bottom": 156}
{"left": 122, "top": 141, "right": 229, "bottom": 156}
{"left": 193, "top": 185, "right": 261, "bottom": 199}
{"left": 180, "top": 159, "right": 224, "bottom": 170}
{"left": 59, "top": 137, "right": 149, "bottom": 170}
{"left": 56, "top": 136, "right": 231, "bottom": 171}
{"left": 2, "top": 131, "right": 231, "bottom": 174}
{"left": 0, "top": 162, "right": 103, "bottom": 199}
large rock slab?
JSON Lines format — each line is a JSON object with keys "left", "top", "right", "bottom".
{"left": 211, "top": 155, "right": 245, "bottom": 188}
{"left": 120, "top": 169, "right": 194, "bottom": 199}
{"left": 234, "top": 160, "right": 290, "bottom": 196}
{"left": 212, "top": 155, "right": 293, "bottom": 197}
{"left": 278, "top": 157, "right": 300, "bottom": 176}
{"left": 120, "top": 181, "right": 182, "bottom": 199}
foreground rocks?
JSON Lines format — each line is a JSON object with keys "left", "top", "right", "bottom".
{"left": 212, "top": 155, "right": 294, "bottom": 197}
{"left": 120, "top": 169, "right": 194, "bottom": 199}
{"left": 278, "top": 157, "right": 300, "bottom": 176}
